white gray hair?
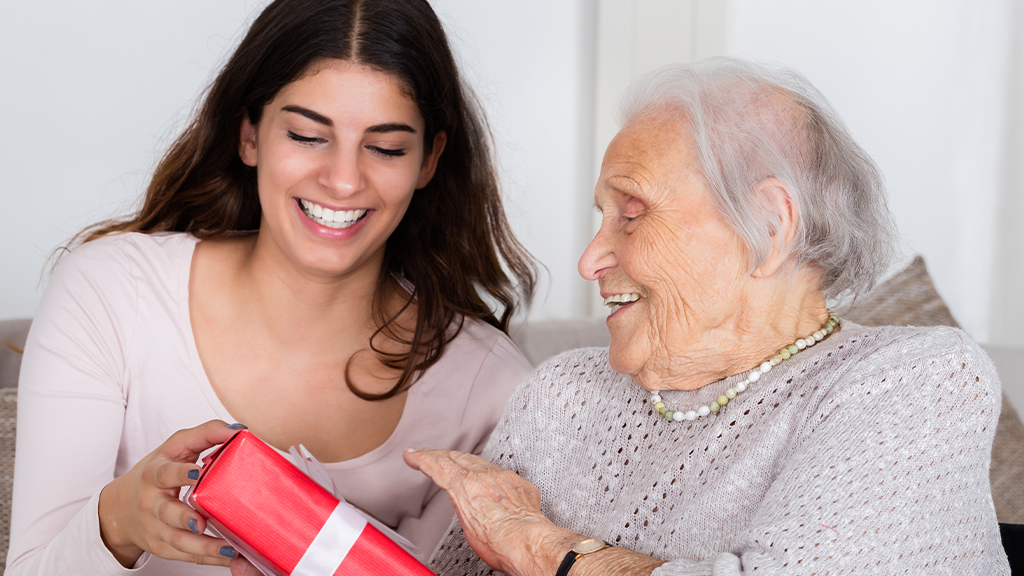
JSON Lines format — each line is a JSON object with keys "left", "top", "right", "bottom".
{"left": 617, "top": 57, "right": 898, "bottom": 298}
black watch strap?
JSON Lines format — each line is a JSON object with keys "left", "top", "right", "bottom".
{"left": 555, "top": 540, "right": 612, "bottom": 576}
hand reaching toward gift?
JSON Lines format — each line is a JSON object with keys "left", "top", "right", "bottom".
{"left": 402, "top": 448, "right": 582, "bottom": 576}
{"left": 97, "top": 420, "right": 245, "bottom": 568}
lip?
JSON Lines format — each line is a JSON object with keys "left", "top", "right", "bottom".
{"left": 293, "top": 198, "right": 371, "bottom": 240}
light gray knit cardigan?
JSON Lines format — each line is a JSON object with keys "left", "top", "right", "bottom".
{"left": 429, "top": 323, "right": 1010, "bottom": 575}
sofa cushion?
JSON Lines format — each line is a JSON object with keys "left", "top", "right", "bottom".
{"left": 0, "top": 387, "right": 16, "bottom": 568}
{"left": 0, "top": 319, "right": 31, "bottom": 389}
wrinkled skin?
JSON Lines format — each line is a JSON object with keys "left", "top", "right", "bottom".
{"left": 578, "top": 110, "right": 827, "bottom": 391}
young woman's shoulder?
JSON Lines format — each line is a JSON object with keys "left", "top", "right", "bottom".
{"left": 39, "top": 232, "right": 200, "bottom": 347}
{"left": 55, "top": 231, "right": 198, "bottom": 284}
{"left": 415, "top": 318, "right": 533, "bottom": 427}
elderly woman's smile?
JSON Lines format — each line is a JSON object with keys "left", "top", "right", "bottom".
{"left": 580, "top": 110, "right": 795, "bottom": 392}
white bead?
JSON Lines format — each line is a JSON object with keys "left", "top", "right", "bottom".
{"left": 697, "top": 405, "right": 711, "bottom": 416}
{"left": 804, "top": 336, "right": 815, "bottom": 347}
{"left": 672, "top": 411, "right": 685, "bottom": 421}
{"left": 760, "top": 362, "right": 772, "bottom": 373}
{"left": 748, "top": 370, "right": 761, "bottom": 382}
{"left": 651, "top": 394, "right": 661, "bottom": 403}
{"left": 735, "top": 381, "right": 747, "bottom": 392}
{"left": 814, "top": 331, "right": 824, "bottom": 341}
{"left": 685, "top": 410, "right": 697, "bottom": 420}
{"left": 726, "top": 388, "right": 737, "bottom": 399}
{"left": 796, "top": 339, "right": 807, "bottom": 349}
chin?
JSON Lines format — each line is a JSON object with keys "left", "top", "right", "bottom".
{"left": 606, "top": 341, "right": 633, "bottom": 376}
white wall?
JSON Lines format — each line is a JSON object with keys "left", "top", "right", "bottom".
{"left": 726, "top": 0, "right": 1017, "bottom": 345}
{"left": 0, "top": 1, "right": 266, "bottom": 318}
{"left": 0, "top": 1, "right": 595, "bottom": 321}
{"left": 431, "top": 0, "right": 597, "bottom": 319}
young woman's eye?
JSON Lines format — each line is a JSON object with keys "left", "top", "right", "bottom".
{"left": 287, "top": 131, "right": 326, "bottom": 145}
{"left": 368, "top": 146, "right": 407, "bottom": 158}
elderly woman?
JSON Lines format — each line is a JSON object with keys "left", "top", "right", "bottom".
{"left": 402, "top": 58, "right": 1010, "bottom": 575}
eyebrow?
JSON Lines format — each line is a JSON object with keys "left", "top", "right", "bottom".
{"left": 282, "top": 105, "right": 332, "bottom": 127}
{"left": 365, "top": 122, "right": 417, "bottom": 134}
{"left": 281, "top": 105, "right": 417, "bottom": 135}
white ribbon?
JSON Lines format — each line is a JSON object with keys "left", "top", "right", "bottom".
{"left": 291, "top": 502, "right": 368, "bottom": 576}
{"left": 288, "top": 444, "right": 423, "bottom": 560}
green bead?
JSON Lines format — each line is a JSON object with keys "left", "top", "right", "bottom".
{"left": 654, "top": 401, "right": 665, "bottom": 410}
{"left": 709, "top": 401, "right": 720, "bottom": 412}
{"left": 787, "top": 344, "right": 799, "bottom": 355}
{"left": 664, "top": 410, "right": 674, "bottom": 420}
{"left": 826, "top": 324, "right": 834, "bottom": 334}
{"left": 717, "top": 395, "right": 729, "bottom": 406}
{"left": 780, "top": 349, "right": 791, "bottom": 360}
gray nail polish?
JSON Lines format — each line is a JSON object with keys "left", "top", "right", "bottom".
{"left": 188, "top": 518, "right": 199, "bottom": 534}
{"left": 187, "top": 469, "right": 200, "bottom": 480}
{"left": 227, "top": 423, "right": 248, "bottom": 430}
{"left": 219, "top": 546, "right": 236, "bottom": 558}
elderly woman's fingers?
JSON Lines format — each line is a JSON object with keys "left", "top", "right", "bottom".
{"left": 403, "top": 448, "right": 490, "bottom": 489}
{"left": 406, "top": 447, "right": 572, "bottom": 573}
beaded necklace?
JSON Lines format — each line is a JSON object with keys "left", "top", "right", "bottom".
{"left": 650, "top": 311, "right": 839, "bottom": 422}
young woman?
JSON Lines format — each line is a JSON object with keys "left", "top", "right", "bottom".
{"left": 6, "top": 0, "right": 536, "bottom": 574}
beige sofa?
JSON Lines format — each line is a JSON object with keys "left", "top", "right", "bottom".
{"left": 0, "top": 257, "right": 1021, "bottom": 568}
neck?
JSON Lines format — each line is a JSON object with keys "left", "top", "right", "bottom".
{"left": 636, "top": 266, "right": 829, "bottom": 392}
{"left": 232, "top": 233, "right": 402, "bottom": 353}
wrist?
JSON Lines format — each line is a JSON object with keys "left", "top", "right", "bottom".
{"left": 554, "top": 537, "right": 612, "bottom": 576}
{"left": 98, "top": 482, "right": 144, "bottom": 567}
{"left": 500, "top": 518, "right": 580, "bottom": 576}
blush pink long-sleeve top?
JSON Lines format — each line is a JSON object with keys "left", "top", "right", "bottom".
{"left": 6, "top": 232, "right": 532, "bottom": 575}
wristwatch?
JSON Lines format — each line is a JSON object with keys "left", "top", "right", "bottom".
{"left": 555, "top": 537, "right": 612, "bottom": 576}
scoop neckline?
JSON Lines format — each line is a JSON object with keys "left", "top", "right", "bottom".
{"left": 175, "top": 233, "right": 422, "bottom": 469}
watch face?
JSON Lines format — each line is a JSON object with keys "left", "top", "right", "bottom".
{"left": 573, "top": 538, "right": 607, "bottom": 554}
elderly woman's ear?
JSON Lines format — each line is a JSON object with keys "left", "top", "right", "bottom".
{"left": 751, "top": 177, "right": 799, "bottom": 279}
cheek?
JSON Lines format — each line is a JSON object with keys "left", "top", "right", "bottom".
{"left": 257, "top": 145, "right": 316, "bottom": 197}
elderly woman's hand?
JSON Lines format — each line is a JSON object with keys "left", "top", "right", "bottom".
{"left": 403, "top": 448, "right": 580, "bottom": 576}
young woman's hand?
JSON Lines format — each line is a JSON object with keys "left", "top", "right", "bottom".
{"left": 97, "top": 420, "right": 244, "bottom": 568}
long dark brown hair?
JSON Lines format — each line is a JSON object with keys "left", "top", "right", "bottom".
{"left": 72, "top": 0, "right": 536, "bottom": 400}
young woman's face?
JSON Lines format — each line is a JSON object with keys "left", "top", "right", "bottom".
{"left": 240, "top": 59, "right": 445, "bottom": 280}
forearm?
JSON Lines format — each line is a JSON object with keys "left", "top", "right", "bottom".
{"left": 5, "top": 491, "right": 139, "bottom": 576}
{"left": 567, "top": 546, "right": 666, "bottom": 576}
{"left": 523, "top": 523, "right": 665, "bottom": 576}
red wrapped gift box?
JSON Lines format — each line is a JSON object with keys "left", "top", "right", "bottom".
{"left": 186, "top": 430, "right": 435, "bottom": 576}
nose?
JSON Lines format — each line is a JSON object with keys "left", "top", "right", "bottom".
{"left": 578, "top": 223, "right": 616, "bottom": 281}
{"left": 321, "top": 142, "right": 364, "bottom": 197}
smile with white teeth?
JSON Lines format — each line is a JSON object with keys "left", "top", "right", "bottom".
{"left": 299, "top": 199, "right": 368, "bottom": 229}
{"left": 603, "top": 292, "right": 641, "bottom": 309}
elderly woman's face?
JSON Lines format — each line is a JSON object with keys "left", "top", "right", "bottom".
{"left": 579, "top": 113, "right": 750, "bottom": 389}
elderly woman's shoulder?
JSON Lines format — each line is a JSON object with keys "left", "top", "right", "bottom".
{"left": 836, "top": 322, "right": 1000, "bottom": 398}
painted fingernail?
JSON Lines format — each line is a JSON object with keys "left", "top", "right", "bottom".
{"left": 187, "top": 469, "right": 200, "bottom": 480}
{"left": 188, "top": 518, "right": 199, "bottom": 534}
{"left": 227, "top": 423, "right": 247, "bottom": 430}
{"left": 219, "top": 546, "right": 236, "bottom": 558}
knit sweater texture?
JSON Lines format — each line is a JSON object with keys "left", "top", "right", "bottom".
{"left": 429, "top": 323, "right": 1010, "bottom": 575}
